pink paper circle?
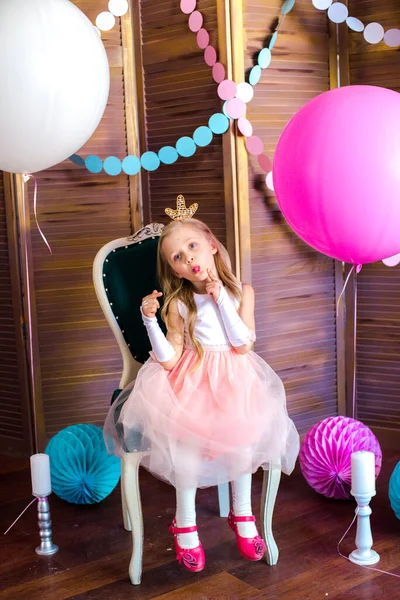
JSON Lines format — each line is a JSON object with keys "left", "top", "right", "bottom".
{"left": 204, "top": 45, "right": 217, "bottom": 67}
{"left": 225, "top": 98, "right": 246, "bottom": 119}
{"left": 188, "top": 10, "right": 203, "bottom": 32}
{"left": 217, "top": 79, "right": 237, "bottom": 101}
{"left": 246, "top": 135, "right": 264, "bottom": 155}
{"left": 180, "top": 0, "right": 196, "bottom": 15}
{"left": 197, "top": 28, "right": 209, "bottom": 49}
{"left": 237, "top": 117, "right": 253, "bottom": 137}
{"left": 258, "top": 153, "right": 272, "bottom": 173}
{"left": 212, "top": 62, "right": 225, "bottom": 83}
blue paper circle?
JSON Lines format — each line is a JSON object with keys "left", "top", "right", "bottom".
{"left": 104, "top": 156, "right": 122, "bottom": 176}
{"left": 176, "top": 136, "right": 196, "bottom": 157}
{"left": 122, "top": 155, "right": 141, "bottom": 175}
{"left": 389, "top": 461, "right": 400, "bottom": 519}
{"left": 281, "top": 0, "right": 295, "bottom": 14}
{"left": 85, "top": 155, "right": 103, "bottom": 174}
{"left": 45, "top": 424, "right": 120, "bottom": 504}
{"left": 69, "top": 154, "right": 85, "bottom": 166}
{"left": 158, "top": 146, "right": 179, "bottom": 165}
{"left": 269, "top": 31, "right": 278, "bottom": 50}
{"left": 249, "top": 65, "right": 262, "bottom": 86}
{"left": 258, "top": 47, "right": 272, "bottom": 69}
{"left": 193, "top": 126, "right": 213, "bottom": 147}
{"left": 208, "top": 113, "right": 229, "bottom": 134}
{"left": 141, "top": 151, "right": 161, "bottom": 171}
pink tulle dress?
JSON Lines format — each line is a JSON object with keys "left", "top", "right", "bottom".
{"left": 104, "top": 291, "right": 299, "bottom": 488}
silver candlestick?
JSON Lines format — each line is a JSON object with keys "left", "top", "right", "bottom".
{"left": 35, "top": 496, "right": 59, "bottom": 556}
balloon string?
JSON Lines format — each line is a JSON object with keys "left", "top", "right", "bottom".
{"left": 336, "top": 265, "right": 355, "bottom": 318}
{"left": 338, "top": 508, "right": 400, "bottom": 579}
{"left": 3, "top": 497, "right": 38, "bottom": 535}
{"left": 353, "top": 272, "right": 358, "bottom": 420}
{"left": 23, "top": 174, "right": 52, "bottom": 254}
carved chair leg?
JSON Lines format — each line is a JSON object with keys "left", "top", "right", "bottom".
{"left": 121, "top": 464, "right": 132, "bottom": 531}
{"left": 122, "top": 453, "right": 144, "bottom": 585}
{"left": 260, "top": 467, "right": 281, "bottom": 565}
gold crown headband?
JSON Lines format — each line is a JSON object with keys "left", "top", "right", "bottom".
{"left": 165, "top": 195, "right": 198, "bottom": 221}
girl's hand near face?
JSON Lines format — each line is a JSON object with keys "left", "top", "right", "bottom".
{"left": 141, "top": 290, "right": 163, "bottom": 318}
{"left": 205, "top": 269, "right": 222, "bottom": 302}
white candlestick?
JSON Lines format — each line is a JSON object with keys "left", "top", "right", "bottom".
{"left": 351, "top": 451, "right": 376, "bottom": 496}
{"left": 30, "top": 453, "right": 52, "bottom": 497}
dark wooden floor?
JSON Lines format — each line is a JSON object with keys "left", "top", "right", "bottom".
{"left": 1, "top": 450, "right": 399, "bottom": 600}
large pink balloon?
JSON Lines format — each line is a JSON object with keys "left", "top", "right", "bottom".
{"left": 273, "top": 85, "right": 400, "bottom": 265}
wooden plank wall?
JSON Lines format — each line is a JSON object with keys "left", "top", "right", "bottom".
{"left": 242, "top": 0, "right": 337, "bottom": 435}
{"left": 138, "top": 0, "right": 227, "bottom": 242}
{"left": 0, "top": 173, "right": 28, "bottom": 454}
{"left": 348, "top": 0, "right": 400, "bottom": 435}
{"left": 27, "top": 0, "right": 132, "bottom": 444}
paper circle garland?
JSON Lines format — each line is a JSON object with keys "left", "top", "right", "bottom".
{"left": 314, "top": 0, "right": 400, "bottom": 48}
{"left": 225, "top": 98, "right": 246, "bottom": 119}
{"left": 249, "top": 65, "right": 262, "bottom": 86}
{"left": 85, "top": 155, "right": 103, "bottom": 174}
{"left": 258, "top": 154, "right": 272, "bottom": 173}
{"left": 122, "top": 155, "right": 141, "bottom": 174}
{"left": 258, "top": 47, "right": 272, "bottom": 69}
{"left": 81, "top": 0, "right": 400, "bottom": 178}
{"left": 45, "top": 424, "right": 120, "bottom": 504}
{"left": 193, "top": 126, "right": 213, "bottom": 147}
{"left": 197, "top": 28, "right": 209, "bottom": 49}
{"left": 346, "top": 16, "right": 364, "bottom": 32}
{"left": 246, "top": 135, "right": 264, "bottom": 156}
{"left": 76, "top": 0, "right": 287, "bottom": 175}
{"left": 108, "top": 0, "right": 129, "bottom": 17}
{"left": 104, "top": 156, "right": 122, "bottom": 176}
{"left": 389, "top": 461, "right": 400, "bottom": 519}
{"left": 299, "top": 416, "right": 382, "bottom": 500}
{"left": 141, "top": 151, "right": 160, "bottom": 171}
{"left": 180, "top": 0, "right": 196, "bottom": 15}
{"left": 176, "top": 136, "right": 197, "bottom": 157}
{"left": 236, "top": 82, "right": 254, "bottom": 103}
{"left": 327, "top": 2, "right": 348, "bottom": 24}
{"left": 218, "top": 80, "right": 237, "bottom": 101}
{"left": 382, "top": 253, "right": 400, "bottom": 267}
{"left": 238, "top": 117, "right": 253, "bottom": 137}
{"left": 158, "top": 146, "right": 179, "bottom": 165}
{"left": 212, "top": 63, "right": 225, "bottom": 83}
{"left": 204, "top": 45, "right": 217, "bottom": 67}
{"left": 209, "top": 113, "right": 230, "bottom": 134}
{"left": 384, "top": 29, "right": 400, "bottom": 47}
{"left": 189, "top": 11, "right": 203, "bottom": 32}
{"left": 265, "top": 171, "right": 274, "bottom": 191}
{"left": 364, "top": 22, "right": 384, "bottom": 44}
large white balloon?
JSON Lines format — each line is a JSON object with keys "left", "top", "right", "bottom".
{"left": 0, "top": 0, "right": 110, "bottom": 174}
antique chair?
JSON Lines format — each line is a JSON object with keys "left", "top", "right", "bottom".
{"left": 93, "top": 222, "right": 281, "bottom": 584}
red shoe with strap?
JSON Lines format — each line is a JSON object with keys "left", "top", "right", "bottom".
{"left": 169, "top": 520, "right": 205, "bottom": 573}
{"left": 228, "top": 511, "right": 266, "bottom": 561}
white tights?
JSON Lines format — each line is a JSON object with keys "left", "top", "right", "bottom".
{"left": 175, "top": 473, "right": 257, "bottom": 549}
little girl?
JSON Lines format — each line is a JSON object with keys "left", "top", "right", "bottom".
{"left": 104, "top": 202, "right": 299, "bottom": 573}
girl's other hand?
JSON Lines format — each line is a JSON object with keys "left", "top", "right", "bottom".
{"left": 141, "top": 290, "right": 162, "bottom": 318}
{"left": 205, "top": 269, "right": 222, "bottom": 302}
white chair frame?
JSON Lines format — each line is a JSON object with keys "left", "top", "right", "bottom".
{"left": 93, "top": 223, "right": 281, "bottom": 584}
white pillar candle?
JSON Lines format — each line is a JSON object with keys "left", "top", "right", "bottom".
{"left": 351, "top": 451, "right": 376, "bottom": 495}
{"left": 30, "top": 453, "right": 52, "bottom": 497}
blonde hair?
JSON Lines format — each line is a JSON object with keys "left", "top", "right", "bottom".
{"left": 157, "top": 218, "right": 242, "bottom": 366}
